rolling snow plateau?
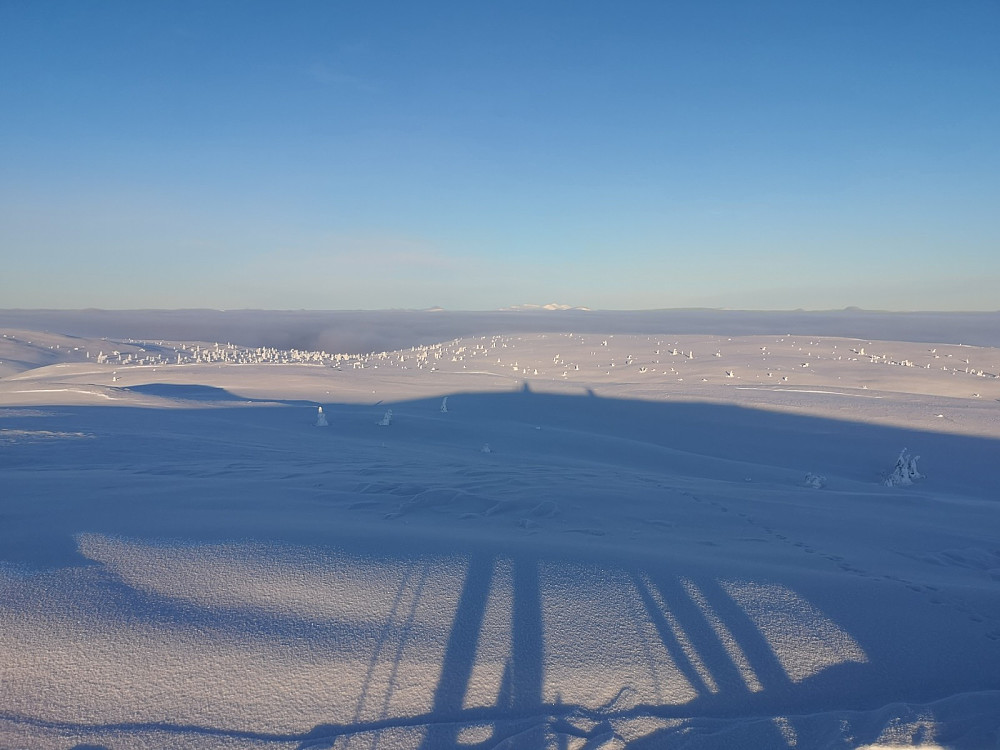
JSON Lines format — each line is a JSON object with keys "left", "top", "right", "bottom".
{"left": 1, "top": 311, "right": 999, "bottom": 749}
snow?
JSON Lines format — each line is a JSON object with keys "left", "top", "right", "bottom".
{"left": 0, "top": 312, "right": 998, "bottom": 748}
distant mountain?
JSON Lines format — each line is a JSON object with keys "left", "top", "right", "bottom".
{"left": 500, "top": 303, "right": 592, "bottom": 311}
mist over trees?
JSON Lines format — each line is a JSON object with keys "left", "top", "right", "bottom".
{"left": 2, "top": 309, "right": 999, "bottom": 356}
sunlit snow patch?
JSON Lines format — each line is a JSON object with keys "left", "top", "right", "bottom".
{"left": 721, "top": 579, "right": 867, "bottom": 682}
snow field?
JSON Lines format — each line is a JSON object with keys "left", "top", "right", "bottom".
{"left": 1, "top": 325, "right": 999, "bottom": 748}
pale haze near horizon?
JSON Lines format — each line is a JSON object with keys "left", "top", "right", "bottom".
{"left": 1, "top": 2, "right": 998, "bottom": 312}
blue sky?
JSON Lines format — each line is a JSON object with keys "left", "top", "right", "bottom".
{"left": 1, "top": 1, "right": 998, "bottom": 310}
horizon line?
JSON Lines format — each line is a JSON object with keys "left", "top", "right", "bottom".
{"left": 2, "top": 307, "right": 999, "bottom": 315}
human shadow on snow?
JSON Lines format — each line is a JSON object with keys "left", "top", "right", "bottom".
{"left": 1, "top": 387, "right": 999, "bottom": 748}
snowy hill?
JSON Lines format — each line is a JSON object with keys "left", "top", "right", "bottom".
{"left": 1, "top": 318, "right": 999, "bottom": 748}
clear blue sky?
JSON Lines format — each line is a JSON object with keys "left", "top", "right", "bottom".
{"left": 2, "top": 1, "right": 998, "bottom": 310}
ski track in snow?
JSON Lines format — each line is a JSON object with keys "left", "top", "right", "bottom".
{"left": 1, "top": 322, "right": 999, "bottom": 749}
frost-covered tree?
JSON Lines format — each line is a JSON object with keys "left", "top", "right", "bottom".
{"left": 315, "top": 406, "right": 328, "bottom": 427}
{"left": 804, "top": 473, "right": 826, "bottom": 489}
{"left": 440, "top": 397, "right": 448, "bottom": 413}
{"left": 885, "top": 449, "right": 923, "bottom": 487}
{"left": 378, "top": 409, "right": 393, "bottom": 426}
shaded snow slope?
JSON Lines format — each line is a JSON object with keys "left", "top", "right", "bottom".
{"left": 1, "top": 323, "right": 999, "bottom": 749}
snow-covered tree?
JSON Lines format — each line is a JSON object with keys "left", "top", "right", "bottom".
{"left": 378, "top": 409, "right": 392, "bottom": 426}
{"left": 804, "top": 473, "right": 826, "bottom": 489}
{"left": 315, "top": 406, "right": 328, "bottom": 427}
{"left": 885, "top": 449, "right": 923, "bottom": 487}
{"left": 440, "top": 397, "right": 448, "bottom": 413}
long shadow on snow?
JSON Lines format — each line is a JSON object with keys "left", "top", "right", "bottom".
{"left": 2, "top": 387, "right": 999, "bottom": 748}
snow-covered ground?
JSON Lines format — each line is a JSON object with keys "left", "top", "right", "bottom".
{"left": 1, "top": 314, "right": 998, "bottom": 749}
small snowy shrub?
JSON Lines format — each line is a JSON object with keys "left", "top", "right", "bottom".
{"left": 315, "top": 406, "right": 328, "bottom": 427}
{"left": 804, "top": 473, "right": 826, "bottom": 489}
{"left": 884, "top": 449, "right": 923, "bottom": 487}
{"left": 481, "top": 443, "right": 492, "bottom": 453}
{"left": 377, "top": 409, "right": 392, "bottom": 426}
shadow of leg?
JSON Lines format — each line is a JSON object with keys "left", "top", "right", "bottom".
{"left": 419, "top": 554, "right": 495, "bottom": 748}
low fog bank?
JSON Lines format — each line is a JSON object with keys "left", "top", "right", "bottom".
{"left": 1, "top": 308, "right": 998, "bottom": 352}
